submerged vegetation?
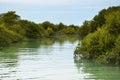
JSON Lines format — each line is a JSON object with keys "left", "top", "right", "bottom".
{"left": 74, "top": 6, "right": 120, "bottom": 65}
{"left": 0, "top": 11, "right": 79, "bottom": 49}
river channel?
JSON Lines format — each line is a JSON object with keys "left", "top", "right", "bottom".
{"left": 0, "top": 37, "right": 120, "bottom": 80}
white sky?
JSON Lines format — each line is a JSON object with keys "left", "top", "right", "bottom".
{"left": 0, "top": 0, "right": 102, "bottom": 5}
{"left": 0, "top": 0, "right": 120, "bottom": 25}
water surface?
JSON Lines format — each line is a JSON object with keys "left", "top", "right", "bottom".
{"left": 0, "top": 38, "right": 120, "bottom": 80}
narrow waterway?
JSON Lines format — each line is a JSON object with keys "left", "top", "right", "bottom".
{"left": 0, "top": 38, "right": 120, "bottom": 80}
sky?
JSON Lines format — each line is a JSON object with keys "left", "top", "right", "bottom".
{"left": 0, "top": 0, "right": 120, "bottom": 25}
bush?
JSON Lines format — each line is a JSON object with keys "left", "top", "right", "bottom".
{"left": 0, "top": 25, "right": 25, "bottom": 47}
{"left": 74, "top": 6, "right": 120, "bottom": 65}
{"left": 75, "top": 27, "right": 115, "bottom": 61}
{"left": 107, "top": 35, "right": 120, "bottom": 65}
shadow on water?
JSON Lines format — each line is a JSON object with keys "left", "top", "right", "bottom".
{"left": 74, "top": 57, "right": 120, "bottom": 80}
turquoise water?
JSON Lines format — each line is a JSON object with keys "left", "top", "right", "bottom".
{"left": 0, "top": 38, "right": 120, "bottom": 80}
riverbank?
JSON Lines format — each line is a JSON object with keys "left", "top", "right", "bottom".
{"left": 74, "top": 6, "right": 120, "bottom": 66}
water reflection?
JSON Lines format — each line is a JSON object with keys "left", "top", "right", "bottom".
{"left": 0, "top": 46, "right": 19, "bottom": 79}
{"left": 74, "top": 57, "right": 120, "bottom": 80}
{"left": 0, "top": 48, "right": 18, "bottom": 67}
{"left": 1, "top": 36, "right": 120, "bottom": 80}
{"left": 0, "top": 36, "right": 79, "bottom": 80}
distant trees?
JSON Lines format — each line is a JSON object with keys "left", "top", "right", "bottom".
{"left": 77, "top": 21, "right": 91, "bottom": 38}
{"left": 0, "top": 11, "right": 80, "bottom": 49}
{"left": 0, "top": 11, "right": 20, "bottom": 26}
{"left": 75, "top": 6, "right": 120, "bottom": 66}
{"left": 18, "top": 20, "right": 42, "bottom": 38}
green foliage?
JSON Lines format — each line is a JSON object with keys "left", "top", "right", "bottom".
{"left": 75, "top": 6, "right": 120, "bottom": 66}
{"left": 77, "top": 28, "right": 114, "bottom": 59}
{"left": 105, "top": 11, "right": 120, "bottom": 35}
{"left": 107, "top": 35, "right": 120, "bottom": 65}
{"left": 78, "top": 6, "right": 120, "bottom": 38}
{"left": 78, "top": 21, "right": 91, "bottom": 38}
{"left": 0, "top": 25, "right": 25, "bottom": 48}
{"left": 0, "top": 11, "right": 20, "bottom": 26}
{"left": 24, "top": 21, "right": 42, "bottom": 38}
{"left": 41, "top": 21, "right": 54, "bottom": 29}
{"left": 45, "top": 27, "right": 54, "bottom": 37}
{"left": 9, "top": 24, "right": 26, "bottom": 36}
{"left": 0, "top": 11, "right": 80, "bottom": 48}
{"left": 57, "top": 22, "right": 65, "bottom": 30}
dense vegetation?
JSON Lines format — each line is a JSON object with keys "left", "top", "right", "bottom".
{"left": 0, "top": 11, "right": 79, "bottom": 49}
{"left": 74, "top": 6, "right": 120, "bottom": 66}
{"left": 1, "top": 6, "right": 120, "bottom": 66}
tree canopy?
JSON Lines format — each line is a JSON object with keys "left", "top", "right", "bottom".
{"left": 75, "top": 6, "right": 120, "bottom": 66}
{"left": 0, "top": 11, "right": 79, "bottom": 49}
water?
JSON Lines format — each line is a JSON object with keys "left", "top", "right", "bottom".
{"left": 0, "top": 38, "right": 120, "bottom": 80}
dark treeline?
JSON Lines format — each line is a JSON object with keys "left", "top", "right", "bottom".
{"left": 0, "top": 11, "right": 80, "bottom": 49}
{"left": 75, "top": 6, "right": 120, "bottom": 66}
